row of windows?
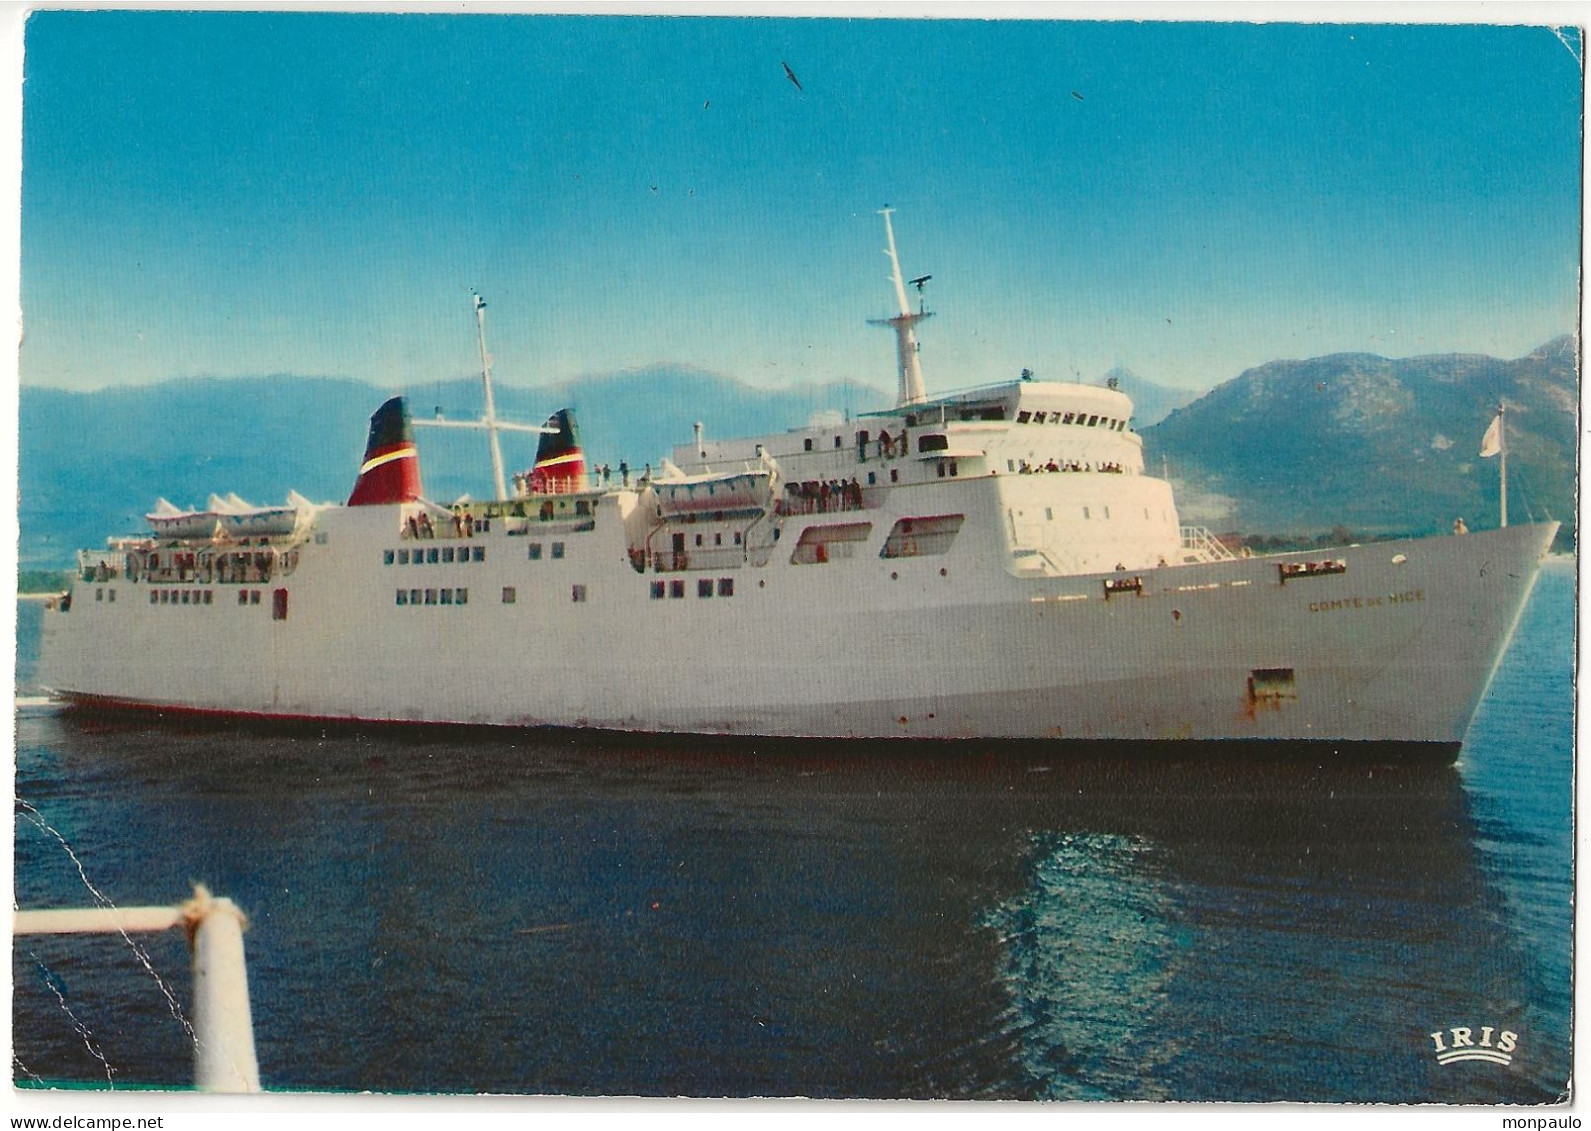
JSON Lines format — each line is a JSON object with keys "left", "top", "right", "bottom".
{"left": 95, "top": 588, "right": 117, "bottom": 603}
{"left": 651, "top": 578, "right": 736, "bottom": 599}
{"left": 151, "top": 588, "right": 214, "bottom": 605}
{"left": 500, "top": 585, "right": 588, "bottom": 604}
{"left": 144, "top": 588, "right": 267, "bottom": 606}
{"left": 527, "top": 542, "right": 565, "bottom": 561}
{"left": 396, "top": 588, "right": 469, "bottom": 606}
{"left": 384, "top": 546, "right": 488, "bottom": 566}
{"left": 1016, "top": 409, "right": 1128, "bottom": 431}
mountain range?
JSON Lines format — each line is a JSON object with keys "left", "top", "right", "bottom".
{"left": 17, "top": 338, "right": 1576, "bottom": 568}
{"left": 1145, "top": 335, "right": 1576, "bottom": 547}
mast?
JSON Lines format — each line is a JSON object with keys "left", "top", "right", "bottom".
{"left": 414, "top": 292, "right": 556, "bottom": 501}
{"left": 868, "top": 208, "right": 932, "bottom": 408}
{"left": 473, "top": 291, "right": 509, "bottom": 502}
{"left": 1480, "top": 401, "right": 1508, "bottom": 528}
{"left": 1499, "top": 403, "right": 1508, "bottom": 529}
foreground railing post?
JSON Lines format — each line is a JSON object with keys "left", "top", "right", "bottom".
{"left": 14, "top": 884, "right": 261, "bottom": 1093}
{"left": 182, "top": 886, "right": 261, "bottom": 1093}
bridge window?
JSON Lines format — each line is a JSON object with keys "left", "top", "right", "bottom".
{"left": 1087, "top": 415, "right": 1099, "bottom": 427}
{"left": 1017, "top": 411, "right": 1032, "bottom": 424}
{"left": 1033, "top": 411, "right": 1047, "bottom": 423}
{"left": 1063, "top": 412, "right": 1075, "bottom": 424}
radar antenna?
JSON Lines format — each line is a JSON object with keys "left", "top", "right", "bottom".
{"left": 867, "top": 208, "right": 933, "bottom": 408}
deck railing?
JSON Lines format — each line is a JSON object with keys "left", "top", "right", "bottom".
{"left": 15, "top": 885, "right": 261, "bottom": 1092}
{"left": 1179, "top": 525, "right": 1237, "bottom": 563}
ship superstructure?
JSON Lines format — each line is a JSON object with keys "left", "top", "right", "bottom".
{"left": 38, "top": 214, "right": 1556, "bottom": 761}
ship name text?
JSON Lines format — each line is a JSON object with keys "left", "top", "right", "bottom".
{"left": 1308, "top": 590, "right": 1424, "bottom": 614}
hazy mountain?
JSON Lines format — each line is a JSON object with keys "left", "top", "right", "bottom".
{"left": 1103, "top": 366, "right": 1200, "bottom": 428}
{"left": 1144, "top": 336, "right": 1577, "bottom": 547}
{"left": 18, "top": 368, "right": 886, "bottom": 567}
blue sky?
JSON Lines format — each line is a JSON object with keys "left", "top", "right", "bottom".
{"left": 18, "top": 12, "right": 1583, "bottom": 396}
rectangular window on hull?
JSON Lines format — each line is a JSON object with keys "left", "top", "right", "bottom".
{"left": 502, "top": 587, "right": 516, "bottom": 604}
{"left": 880, "top": 514, "right": 965, "bottom": 559}
{"left": 790, "top": 522, "right": 873, "bottom": 565}
{"left": 1249, "top": 668, "right": 1298, "bottom": 702}
{"left": 272, "top": 589, "right": 288, "bottom": 620}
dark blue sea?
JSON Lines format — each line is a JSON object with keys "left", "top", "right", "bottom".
{"left": 12, "top": 559, "right": 1575, "bottom": 1101}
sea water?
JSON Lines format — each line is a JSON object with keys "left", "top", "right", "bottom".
{"left": 11, "top": 559, "right": 1574, "bottom": 1101}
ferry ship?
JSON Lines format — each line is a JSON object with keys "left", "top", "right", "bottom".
{"left": 38, "top": 212, "right": 1556, "bottom": 761}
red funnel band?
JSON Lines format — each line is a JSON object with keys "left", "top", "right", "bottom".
{"left": 349, "top": 398, "right": 422, "bottom": 506}
{"left": 530, "top": 408, "right": 584, "bottom": 493}
{"left": 531, "top": 449, "right": 586, "bottom": 493}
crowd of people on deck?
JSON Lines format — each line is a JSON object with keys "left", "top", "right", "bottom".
{"left": 780, "top": 478, "right": 865, "bottom": 515}
{"left": 1017, "top": 459, "right": 1125, "bottom": 474}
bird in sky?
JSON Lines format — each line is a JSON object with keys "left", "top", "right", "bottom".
{"left": 1071, "top": 90, "right": 1084, "bottom": 101}
{"left": 782, "top": 61, "right": 804, "bottom": 92}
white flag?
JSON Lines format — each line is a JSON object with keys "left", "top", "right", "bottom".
{"left": 1479, "top": 414, "right": 1503, "bottom": 458}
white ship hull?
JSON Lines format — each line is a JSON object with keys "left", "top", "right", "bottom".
{"left": 36, "top": 219, "right": 1555, "bottom": 762}
{"left": 40, "top": 479, "right": 1554, "bottom": 760}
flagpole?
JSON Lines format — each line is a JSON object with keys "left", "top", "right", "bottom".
{"left": 1498, "top": 402, "right": 1508, "bottom": 528}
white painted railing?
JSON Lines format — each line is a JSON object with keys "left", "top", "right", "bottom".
{"left": 14, "top": 884, "right": 261, "bottom": 1092}
{"left": 1179, "top": 524, "right": 1237, "bottom": 563}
